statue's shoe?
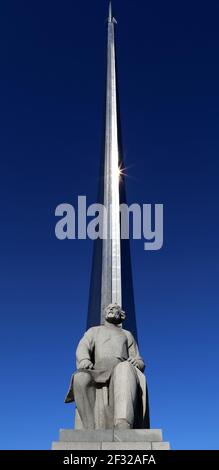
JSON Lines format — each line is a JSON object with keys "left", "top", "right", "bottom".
{"left": 114, "top": 420, "right": 131, "bottom": 430}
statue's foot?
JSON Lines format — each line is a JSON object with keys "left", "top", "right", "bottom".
{"left": 114, "top": 419, "right": 131, "bottom": 430}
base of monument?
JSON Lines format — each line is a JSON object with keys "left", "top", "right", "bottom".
{"left": 52, "top": 429, "right": 170, "bottom": 450}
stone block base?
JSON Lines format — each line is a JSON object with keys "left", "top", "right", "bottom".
{"left": 52, "top": 429, "right": 170, "bottom": 450}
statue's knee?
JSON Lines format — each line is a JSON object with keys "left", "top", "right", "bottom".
{"left": 74, "top": 372, "right": 91, "bottom": 391}
{"left": 114, "top": 361, "right": 132, "bottom": 376}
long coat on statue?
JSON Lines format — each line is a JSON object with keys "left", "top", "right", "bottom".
{"left": 65, "top": 323, "right": 149, "bottom": 429}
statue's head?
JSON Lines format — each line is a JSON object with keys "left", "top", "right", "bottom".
{"left": 104, "top": 303, "right": 126, "bottom": 325}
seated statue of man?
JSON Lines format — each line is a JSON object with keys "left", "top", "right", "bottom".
{"left": 65, "top": 303, "right": 148, "bottom": 430}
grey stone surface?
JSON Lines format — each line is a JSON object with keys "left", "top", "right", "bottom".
{"left": 60, "top": 429, "right": 113, "bottom": 442}
{"left": 52, "top": 440, "right": 171, "bottom": 451}
{"left": 65, "top": 306, "right": 147, "bottom": 430}
{"left": 114, "top": 429, "right": 162, "bottom": 442}
{"left": 52, "top": 429, "right": 170, "bottom": 451}
{"left": 52, "top": 442, "right": 101, "bottom": 450}
{"left": 102, "top": 442, "right": 152, "bottom": 450}
{"left": 152, "top": 442, "right": 170, "bottom": 450}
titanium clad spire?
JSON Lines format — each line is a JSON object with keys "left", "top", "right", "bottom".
{"left": 87, "top": 4, "right": 138, "bottom": 340}
{"left": 101, "top": 1, "right": 121, "bottom": 319}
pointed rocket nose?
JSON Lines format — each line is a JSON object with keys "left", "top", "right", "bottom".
{"left": 108, "top": 2, "right": 113, "bottom": 22}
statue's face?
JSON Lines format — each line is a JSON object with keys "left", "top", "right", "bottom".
{"left": 105, "top": 303, "right": 126, "bottom": 324}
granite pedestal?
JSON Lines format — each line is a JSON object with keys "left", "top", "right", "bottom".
{"left": 52, "top": 429, "right": 170, "bottom": 450}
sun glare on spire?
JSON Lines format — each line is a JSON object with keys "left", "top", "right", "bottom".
{"left": 118, "top": 163, "right": 128, "bottom": 181}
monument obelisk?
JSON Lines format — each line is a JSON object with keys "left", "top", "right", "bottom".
{"left": 52, "top": 3, "right": 170, "bottom": 450}
{"left": 87, "top": 1, "right": 137, "bottom": 340}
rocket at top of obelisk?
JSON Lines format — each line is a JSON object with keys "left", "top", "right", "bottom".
{"left": 108, "top": 1, "right": 113, "bottom": 22}
{"left": 108, "top": 1, "right": 117, "bottom": 23}
{"left": 87, "top": 3, "right": 138, "bottom": 341}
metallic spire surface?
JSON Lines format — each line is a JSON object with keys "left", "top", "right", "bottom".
{"left": 108, "top": 2, "right": 112, "bottom": 22}
{"left": 87, "top": 4, "right": 138, "bottom": 340}
{"left": 101, "top": 1, "right": 121, "bottom": 317}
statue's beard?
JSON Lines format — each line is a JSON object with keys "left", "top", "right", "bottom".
{"left": 105, "top": 314, "right": 122, "bottom": 325}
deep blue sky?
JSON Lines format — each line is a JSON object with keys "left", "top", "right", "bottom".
{"left": 0, "top": 0, "right": 219, "bottom": 450}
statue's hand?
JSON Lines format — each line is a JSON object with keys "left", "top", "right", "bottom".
{"left": 79, "top": 359, "right": 93, "bottom": 370}
{"left": 127, "top": 357, "right": 139, "bottom": 368}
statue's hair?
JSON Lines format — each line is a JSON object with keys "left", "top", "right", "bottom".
{"left": 104, "top": 303, "right": 126, "bottom": 321}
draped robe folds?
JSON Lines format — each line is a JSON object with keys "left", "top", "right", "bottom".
{"left": 65, "top": 323, "right": 148, "bottom": 429}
